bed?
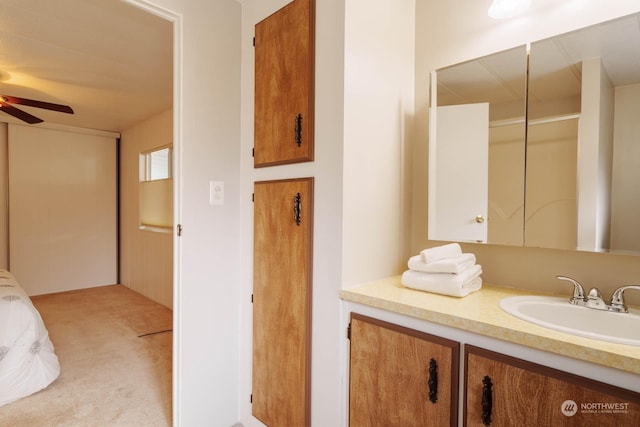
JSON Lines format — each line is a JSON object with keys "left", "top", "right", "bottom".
{"left": 0, "top": 270, "right": 60, "bottom": 407}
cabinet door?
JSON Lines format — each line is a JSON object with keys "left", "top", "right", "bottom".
{"left": 254, "top": 0, "right": 315, "bottom": 167}
{"left": 465, "top": 345, "right": 640, "bottom": 427}
{"left": 349, "top": 313, "right": 459, "bottom": 427}
{"left": 252, "top": 178, "right": 313, "bottom": 427}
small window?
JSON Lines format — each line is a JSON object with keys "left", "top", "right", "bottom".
{"left": 142, "top": 146, "right": 172, "bottom": 181}
{"left": 140, "top": 145, "right": 173, "bottom": 230}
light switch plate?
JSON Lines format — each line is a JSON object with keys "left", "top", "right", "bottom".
{"left": 210, "top": 180, "right": 224, "bottom": 205}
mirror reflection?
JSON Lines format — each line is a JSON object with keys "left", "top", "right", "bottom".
{"left": 527, "top": 13, "right": 640, "bottom": 254}
{"left": 429, "top": 12, "right": 640, "bottom": 255}
{"left": 429, "top": 45, "right": 527, "bottom": 245}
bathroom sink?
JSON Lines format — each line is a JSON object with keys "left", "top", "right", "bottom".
{"left": 499, "top": 295, "right": 640, "bottom": 346}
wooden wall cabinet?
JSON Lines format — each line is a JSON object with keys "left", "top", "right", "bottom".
{"left": 348, "top": 313, "right": 460, "bottom": 427}
{"left": 464, "top": 345, "right": 640, "bottom": 427}
{"left": 254, "top": 0, "right": 315, "bottom": 167}
{"left": 252, "top": 178, "right": 314, "bottom": 427}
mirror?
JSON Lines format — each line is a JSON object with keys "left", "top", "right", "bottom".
{"left": 429, "top": 45, "right": 528, "bottom": 245}
{"left": 429, "top": 12, "right": 640, "bottom": 255}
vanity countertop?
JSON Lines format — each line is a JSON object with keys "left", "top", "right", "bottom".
{"left": 340, "top": 276, "right": 640, "bottom": 375}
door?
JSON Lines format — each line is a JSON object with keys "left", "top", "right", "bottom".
{"left": 465, "top": 345, "right": 640, "bottom": 426}
{"left": 349, "top": 313, "right": 459, "bottom": 426}
{"left": 254, "top": 0, "right": 315, "bottom": 167}
{"left": 252, "top": 177, "right": 313, "bottom": 427}
{"left": 429, "top": 103, "right": 489, "bottom": 243}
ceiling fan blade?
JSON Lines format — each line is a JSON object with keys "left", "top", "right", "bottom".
{"left": 1, "top": 95, "right": 74, "bottom": 114}
{"left": 0, "top": 101, "right": 44, "bottom": 124}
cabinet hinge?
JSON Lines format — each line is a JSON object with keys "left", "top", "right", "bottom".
{"left": 176, "top": 224, "right": 182, "bottom": 237}
{"left": 250, "top": 393, "right": 253, "bottom": 403}
{"left": 253, "top": 37, "right": 255, "bottom": 47}
{"left": 251, "top": 293, "right": 254, "bottom": 303}
{"left": 252, "top": 147, "right": 255, "bottom": 157}
{"left": 347, "top": 322, "right": 351, "bottom": 340}
{"left": 252, "top": 193, "right": 254, "bottom": 202}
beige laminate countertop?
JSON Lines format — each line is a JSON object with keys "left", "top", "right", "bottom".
{"left": 340, "top": 276, "right": 640, "bottom": 375}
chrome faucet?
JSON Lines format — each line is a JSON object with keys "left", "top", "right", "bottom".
{"left": 556, "top": 276, "right": 640, "bottom": 313}
{"left": 609, "top": 285, "right": 640, "bottom": 313}
{"left": 556, "top": 276, "right": 586, "bottom": 304}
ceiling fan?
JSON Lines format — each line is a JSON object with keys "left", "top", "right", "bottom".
{"left": 0, "top": 95, "right": 74, "bottom": 124}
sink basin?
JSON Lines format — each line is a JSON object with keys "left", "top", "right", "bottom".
{"left": 499, "top": 295, "right": 640, "bottom": 346}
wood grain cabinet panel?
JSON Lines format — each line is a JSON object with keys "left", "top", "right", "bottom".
{"left": 252, "top": 178, "right": 313, "bottom": 427}
{"left": 464, "top": 345, "right": 640, "bottom": 427}
{"left": 348, "top": 313, "right": 459, "bottom": 427}
{"left": 254, "top": 0, "right": 315, "bottom": 167}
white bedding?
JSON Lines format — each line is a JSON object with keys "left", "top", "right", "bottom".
{"left": 0, "top": 270, "right": 60, "bottom": 407}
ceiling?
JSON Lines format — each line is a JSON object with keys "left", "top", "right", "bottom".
{"left": 436, "top": 12, "right": 640, "bottom": 118}
{"left": 0, "top": 0, "right": 173, "bottom": 133}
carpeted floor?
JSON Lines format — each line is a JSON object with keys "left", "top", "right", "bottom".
{"left": 0, "top": 284, "right": 173, "bottom": 426}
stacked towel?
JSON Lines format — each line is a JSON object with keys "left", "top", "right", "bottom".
{"left": 419, "top": 242, "right": 463, "bottom": 263}
{"left": 408, "top": 253, "right": 476, "bottom": 274}
{"left": 401, "top": 243, "right": 482, "bottom": 297}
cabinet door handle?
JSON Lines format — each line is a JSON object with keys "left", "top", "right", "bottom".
{"left": 294, "top": 192, "right": 302, "bottom": 226}
{"left": 428, "top": 358, "right": 438, "bottom": 403}
{"left": 481, "top": 375, "right": 493, "bottom": 426}
{"left": 295, "top": 113, "right": 303, "bottom": 147}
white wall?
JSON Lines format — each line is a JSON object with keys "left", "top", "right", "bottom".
{"left": 577, "top": 58, "right": 614, "bottom": 252}
{"left": 611, "top": 83, "right": 640, "bottom": 253}
{"left": 596, "top": 64, "right": 614, "bottom": 251}
{"left": 414, "top": 0, "right": 640, "bottom": 301}
{"left": 525, "top": 119, "right": 578, "bottom": 250}
{"left": 488, "top": 123, "right": 525, "bottom": 246}
{"left": 120, "top": 109, "right": 173, "bottom": 309}
{"left": 8, "top": 124, "right": 118, "bottom": 295}
{"left": 0, "top": 123, "right": 7, "bottom": 270}
{"left": 342, "top": 0, "right": 416, "bottom": 286}
{"left": 127, "top": 0, "right": 242, "bottom": 425}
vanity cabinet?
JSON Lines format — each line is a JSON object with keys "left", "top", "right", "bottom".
{"left": 347, "top": 313, "right": 640, "bottom": 427}
{"left": 348, "top": 313, "right": 459, "bottom": 426}
{"left": 254, "top": 0, "right": 315, "bottom": 167}
{"left": 464, "top": 345, "right": 640, "bottom": 426}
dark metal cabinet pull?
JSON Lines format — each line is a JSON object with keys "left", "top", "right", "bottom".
{"left": 482, "top": 375, "right": 493, "bottom": 426}
{"left": 294, "top": 193, "right": 301, "bottom": 226}
{"left": 295, "top": 113, "right": 303, "bottom": 147}
{"left": 428, "top": 358, "right": 438, "bottom": 403}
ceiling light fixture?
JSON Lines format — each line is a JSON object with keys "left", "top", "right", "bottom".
{"left": 488, "top": 0, "right": 531, "bottom": 19}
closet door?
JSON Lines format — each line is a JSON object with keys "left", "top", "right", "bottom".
{"left": 252, "top": 177, "right": 313, "bottom": 427}
{"left": 8, "top": 125, "right": 117, "bottom": 295}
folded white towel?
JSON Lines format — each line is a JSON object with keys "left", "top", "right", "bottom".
{"left": 408, "top": 253, "right": 476, "bottom": 274}
{"left": 401, "top": 270, "right": 483, "bottom": 297}
{"left": 402, "top": 264, "right": 482, "bottom": 289}
{"left": 420, "top": 243, "right": 463, "bottom": 263}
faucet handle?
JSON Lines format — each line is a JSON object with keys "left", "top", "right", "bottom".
{"left": 609, "top": 285, "right": 640, "bottom": 313}
{"left": 556, "top": 275, "right": 586, "bottom": 303}
{"left": 585, "top": 287, "right": 607, "bottom": 309}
